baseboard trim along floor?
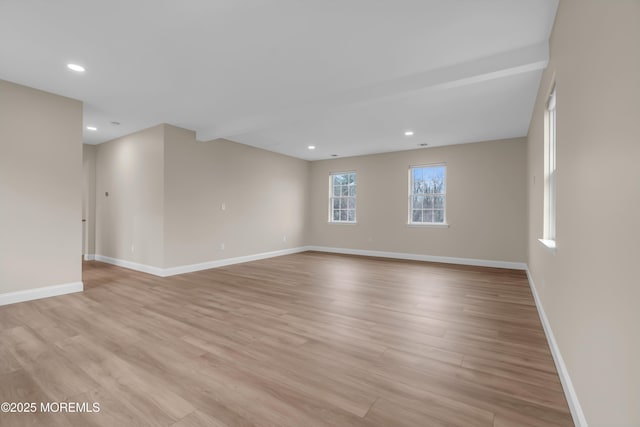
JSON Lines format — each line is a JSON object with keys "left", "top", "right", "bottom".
{"left": 0, "top": 281, "right": 83, "bottom": 306}
{"left": 526, "top": 269, "right": 587, "bottom": 427}
{"left": 89, "top": 246, "right": 527, "bottom": 278}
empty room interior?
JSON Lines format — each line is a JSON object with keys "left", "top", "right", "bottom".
{"left": 0, "top": 1, "right": 638, "bottom": 426}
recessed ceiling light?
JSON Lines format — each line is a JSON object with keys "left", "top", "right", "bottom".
{"left": 418, "top": 143, "right": 428, "bottom": 147}
{"left": 308, "top": 145, "right": 316, "bottom": 150}
{"left": 67, "top": 63, "right": 85, "bottom": 72}
{"left": 404, "top": 131, "right": 414, "bottom": 136}
{"left": 330, "top": 154, "right": 339, "bottom": 157}
{"left": 86, "top": 126, "right": 97, "bottom": 131}
{"left": 110, "top": 121, "right": 121, "bottom": 126}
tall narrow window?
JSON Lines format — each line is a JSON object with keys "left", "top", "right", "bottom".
{"left": 544, "top": 86, "right": 557, "bottom": 244}
{"left": 329, "top": 172, "right": 356, "bottom": 223}
{"left": 409, "top": 165, "right": 446, "bottom": 224}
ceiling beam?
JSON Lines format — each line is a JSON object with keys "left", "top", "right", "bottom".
{"left": 199, "top": 42, "right": 549, "bottom": 142}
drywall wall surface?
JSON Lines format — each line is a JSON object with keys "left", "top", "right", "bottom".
{"left": 82, "top": 144, "right": 97, "bottom": 256}
{"left": 526, "top": 0, "right": 640, "bottom": 424}
{"left": 0, "top": 80, "right": 82, "bottom": 293}
{"left": 95, "top": 125, "right": 165, "bottom": 268}
{"left": 309, "top": 138, "right": 527, "bottom": 263}
{"left": 163, "top": 126, "right": 309, "bottom": 268}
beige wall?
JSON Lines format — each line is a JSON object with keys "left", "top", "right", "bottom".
{"left": 95, "top": 125, "right": 165, "bottom": 268}
{"left": 0, "top": 80, "right": 82, "bottom": 294}
{"left": 93, "top": 124, "right": 308, "bottom": 269}
{"left": 527, "top": 0, "right": 640, "bottom": 425}
{"left": 309, "top": 139, "right": 527, "bottom": 263}
{"left": 82, "top": 144, "right": 97, "bottom": 256}
{"left": 163, "top": 126, "right": 308, "bottom": 268}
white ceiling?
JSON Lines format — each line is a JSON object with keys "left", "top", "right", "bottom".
{"left": 0, "top": 0, "right": 558, "bottom": 160}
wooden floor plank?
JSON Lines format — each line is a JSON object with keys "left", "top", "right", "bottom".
{"left": 0, "top": 252, "right": 573, "bottom": 426}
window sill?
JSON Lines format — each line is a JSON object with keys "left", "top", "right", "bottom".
{"left": 407, "top": 223, "right": 450, "bottom": 228}
{"left": 328, "top": 221, "right": 358, "bottom": 225}
{"left": 538, "top": 238, "right": 557, "bottom": 254}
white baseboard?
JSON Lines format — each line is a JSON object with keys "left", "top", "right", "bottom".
{"left": 526, "top": 269, "right": 587, "bottom": 427}
{"left": 93, "top": 255, "right": 165, "bottom": 276}
{"left": 307, "top": 246, "right": 527, "bottom": 270}
{"left": 92, "top": 246, "right": 526, "bottom": 276}
{"left": 83, "top": 254, "right": 95, "bottom": 261}
{"left": 93, "top": 247, "right": 310, "bottom": 277}
{"left": 0, "top": 281, "right": 83, "bottom": 307}
{"left": 161, "top": 247, "right": 309, "bottom": 276}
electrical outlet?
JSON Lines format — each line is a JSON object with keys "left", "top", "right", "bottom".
{"left": 221, "top": 202, "right": 226, "bottom": 211}
{"left": 283, "top": 235, "right": 287, "bottom": 242}
{"left": 131, "top": 244, "right": 134, "bottom": 252}
{"left": 220, "top": 243, "right": 225, "bottom": 250}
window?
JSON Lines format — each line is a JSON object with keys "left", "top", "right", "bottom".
{"left": 544, "top": 86, "right": 557, "bottom": 244}
{"left": 409, "top": 165, "right": 446, "bottom": 224}
{"left": 329, "top": 172, "right": 356, "bottom": 223}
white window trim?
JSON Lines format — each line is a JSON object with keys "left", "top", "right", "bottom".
{"left": 407, "top": 163, "right": 448, "bottom": 226}
{"left": 407, "top": 223, "right": 450, "bottom": 228}
{"left": 542, "top": 83, "right": 557, "bottom": 251}
{"left": 328, "top": 171, "right": 357, "bottom": 224}
{"left": 538, "top": 238, "right": 557, "bottom": 254}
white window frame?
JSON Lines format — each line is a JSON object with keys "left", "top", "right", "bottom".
{"left": 541, "top": 85, "right": 557, "bottom": 250}
{"left": 328, "top": 171, "right": 357, "bottom": 224}
{"left": 408, "top": 164, "right": 447, "bottom": 226}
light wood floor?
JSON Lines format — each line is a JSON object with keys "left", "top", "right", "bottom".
{"left": 0, "top": 252, "right": 573, "bottom": 426}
